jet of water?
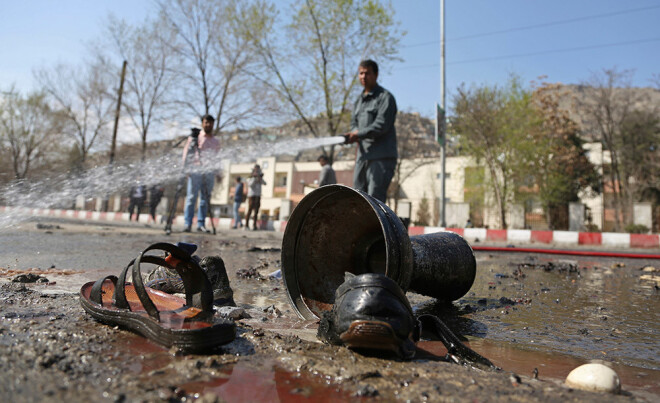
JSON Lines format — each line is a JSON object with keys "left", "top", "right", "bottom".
{"left": 0, "top": 135, "right": 346, "bottom": 230}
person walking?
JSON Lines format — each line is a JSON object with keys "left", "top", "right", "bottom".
{"left": 344, "top": 59, "right": 398, "bottom": 203}
{"left": 245, "top": 164, "right": 266, "bottom": 230}
{"left": 318, "top": 155, "right": 337, "bottom": 186}
{"left": 232, "top": 176, "right": 245, "bottom": 229}
{"left": 182, "top": 114, "right": 220, "bottom": 233}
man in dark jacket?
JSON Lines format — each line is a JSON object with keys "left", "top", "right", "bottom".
{"left": 344, "top": 59, "right": 397, "bottom": 203}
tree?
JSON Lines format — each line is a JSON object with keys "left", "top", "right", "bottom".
{"left": 0, "top": 88, "right": 64, "bottom": 179}
{"left": 34, "top": 62, "right": 114, "bottom": 166}
{"left": 250, "top": 0, "right": 403, "bottom": 163}
{"left": 619, "top": 109, "right": 660, "bottom": 206}
{"left": 527, "top": 83, "right": 600, "bottom": 229}
{"left": 156, "top": 0, "right": 267, "bottom": 133}
{"left": 577, "top": 68, "right": 647, "bottom": 231}
{"left": 415, "top": 194, "right": 431, "bottom": 226}
{"left": 387, "top": 113, "right": 439, "bottom": 212}
{"left": 451, "top": 77, "right": 534, "bottom": 229}
{"left": 97, "top": 16, "right": 179, "bottom": 159}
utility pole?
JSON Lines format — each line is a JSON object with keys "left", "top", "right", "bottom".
{"left": 437, "top": 0, "right": 447, "bottom": 227}
{"left": 109, "top": 60, "right": 128, "bottom": 166}
{"left": 102, "top": 60, "right": 127, "bottom": 212}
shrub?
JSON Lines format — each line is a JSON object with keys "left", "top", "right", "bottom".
{"left": 625, "top": 224, "right": 649, "bottom": 234}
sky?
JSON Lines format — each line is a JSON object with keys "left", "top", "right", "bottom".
{"left": 1, "top": 0, "right": 659, "bottom": 121}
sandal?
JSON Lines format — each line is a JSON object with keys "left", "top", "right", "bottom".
{"left": 80, "top": 242, "right": 236, "bottom": 353}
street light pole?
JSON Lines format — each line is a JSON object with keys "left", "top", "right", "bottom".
{"left": 439, "top": 0, "right": 447, "bottom": 227}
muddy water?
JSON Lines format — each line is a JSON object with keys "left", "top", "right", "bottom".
{"left": 411, "top": 251, "right": 660, "bottom": 395}
{"left": 451, "top": 253, "right": 660, "bottom": 371}
{"left": 108, "top": 332, "right": 356, "bottom": 402}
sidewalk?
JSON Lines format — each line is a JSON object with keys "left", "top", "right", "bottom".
{"left": 3, "top": 205, "right": 659, "bottom": 249}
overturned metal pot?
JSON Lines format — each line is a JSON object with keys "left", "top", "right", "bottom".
{"left": 281, "top": 185, "right": 476, "bottom": 320}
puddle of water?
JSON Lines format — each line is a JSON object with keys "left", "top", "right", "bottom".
{"left": 109, "top": 333, "right": 354, "bottom": 402}
{"left": 418, "top": 339, "right": 660, "bottom": 395}
{"left": 457, "top": 254, "right": 660, "bottom": 371}
{"left": 180, "top": 361, "right": 355, "bottom": 402}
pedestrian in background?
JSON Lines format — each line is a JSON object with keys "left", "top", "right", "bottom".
{"left": 149, "top": 184, "right": 164, "bottom": 223}
{"left": 318, "top": 155, "right": 337, "bottom": 186}
{"left": 232, "top": 176, "right": 244, "bottom": 229}
{"left": 245, "top": 164, "right": 266, "bottom": 230}
{"left": 128, "top": 183, "right": 147, "bottom": 221}
{"left": 344, "top": 59, "right": 398, "bottom": 203}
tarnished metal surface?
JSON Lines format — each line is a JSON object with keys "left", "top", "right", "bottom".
{"left": 282, "top": 185, "right": 476, "bottom": 319}
{"left": 281, "top": 185, "right": 413, "bottom": 319}
{"left": 409, "top": 231, "right": 476, "bottom": 301}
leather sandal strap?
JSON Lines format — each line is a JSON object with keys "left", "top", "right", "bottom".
{"left": 90, "top": 275, "right": 118, "bottom": 304}
{"left": 114, "top": 260, "right": 134, "bottom": 309}
{"left": 418, "top": 314, "right": 497, "bottom": 370}
{"left": 136, "top": 243, "right": 214, "bottom": 318}
{"left": 113, "top": 255, "right": 165, "bottom": 311}
{"left": 132, "top": 252, "right": 162, "bottom": 321}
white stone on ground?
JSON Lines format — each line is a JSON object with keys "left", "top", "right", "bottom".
{"left": 565, "top": 363, "right": 621, "bottom": 394}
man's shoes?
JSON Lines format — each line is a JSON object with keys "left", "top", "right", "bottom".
{"left": 197, "top": 226, "right": 211, "bottom": 233}
{"left": 199, "top": 256, "right": 235, "bottom": 306}
{"left": 317, "top": 273, "right": 419, "bottom": 359}
{"left": 183, "top": 226, "right": 191, "bottom": 233}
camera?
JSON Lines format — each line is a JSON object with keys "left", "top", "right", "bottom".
{"left": 190, "top": 128, "right": 201, "bottom": 138}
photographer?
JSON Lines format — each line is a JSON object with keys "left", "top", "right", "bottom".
{"left": 245, "top": 164, "right": 266, "bottom": 230}
{"left": 181, "top": 114, "right": 220, "bottom": 233}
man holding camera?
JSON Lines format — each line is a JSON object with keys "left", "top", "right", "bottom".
{"left": 181, "top": 114, "right": 220, "bottom": 233}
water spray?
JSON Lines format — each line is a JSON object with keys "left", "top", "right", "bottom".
{"left": 0, "top": 135, "right": 348, "bottom": 230}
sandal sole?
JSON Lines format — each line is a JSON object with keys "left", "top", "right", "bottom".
{"left": 339, "top": 319, "right": 416, "bottom": 359}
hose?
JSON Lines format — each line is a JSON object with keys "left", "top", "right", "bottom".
{"left": 471, "top": 245, "right": 660, "bottom": 260}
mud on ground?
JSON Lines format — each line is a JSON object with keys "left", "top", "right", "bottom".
{"left": 0, "top": 220, "right": 654, "bottom": 402}
{"left": 1, "top": 282, "right": 633, "bottom": 403}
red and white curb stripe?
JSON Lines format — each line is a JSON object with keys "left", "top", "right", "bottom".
{"left": 405, "top": 226, "right": 660, "bottom": 249}
{"left": 3, "top": 206, "right": 658, "bottom": 249}
{"left": 0, "top": 205, "right": 274, "bottom": 231}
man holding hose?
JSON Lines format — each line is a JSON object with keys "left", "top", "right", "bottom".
{"left": 344, "top": 59, "right": 398, "bottom": 203}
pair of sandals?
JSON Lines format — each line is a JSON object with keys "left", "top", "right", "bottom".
{"left": 317, "top": 272, "right": 497, "bottom": 370}
{"left": 79, "top": 242, "right": 235, "bottom": 353}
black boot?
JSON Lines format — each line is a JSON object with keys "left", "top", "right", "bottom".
{"left": 199, "top": 256, "right": 236, "bottom": 307}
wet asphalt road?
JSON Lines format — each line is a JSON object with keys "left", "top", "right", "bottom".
{"left": 1, "top": 217, "right": 659, "bottom": 401}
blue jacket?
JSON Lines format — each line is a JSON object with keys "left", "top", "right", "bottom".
{"left": 234, "top": 182, "right": 244, "bottom": 203}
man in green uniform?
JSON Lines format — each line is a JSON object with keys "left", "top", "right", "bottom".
{"left": 344, "top": 59, "right": 397, "bottom": 203}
